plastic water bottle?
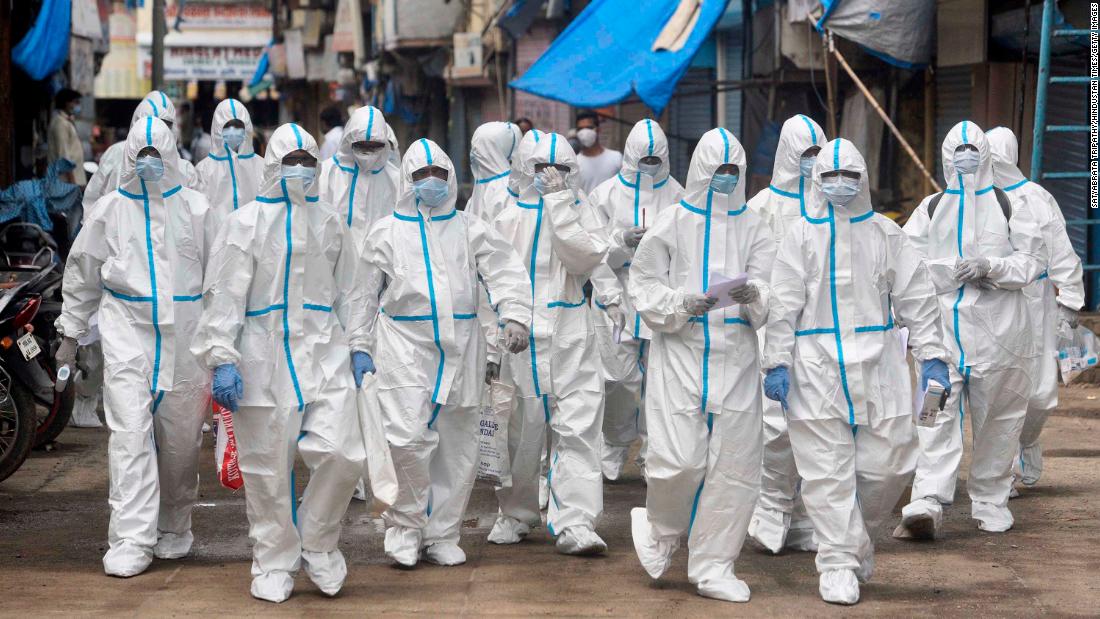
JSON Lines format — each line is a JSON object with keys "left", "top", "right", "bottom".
{"left": 55, "top": 365, "right": 71, "bottom": 393}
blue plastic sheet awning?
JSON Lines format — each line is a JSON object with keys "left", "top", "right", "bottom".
{"left": 509, "top": 0, "right": 729, "bottom": 115}
{"left": 12, "top": 0, "right": 71, "bottom": 81}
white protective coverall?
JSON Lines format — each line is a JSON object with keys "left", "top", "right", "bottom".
{"left": 489, "top": 133, "right": 611, "bottom": 553}
{"left": 191, "top": 123, "right": 369, "bottom": 602}
{"left": 361, "top": 138, "right": 531, "bottom": 567}
{"left": 900, "top": 121, "right": 1045, "bottom": 535}
{"left": 744, "top": 114, "right": 826, "bottom": 553}
{"left": 466, "top": 121, "right": 522, "bottom": 222}
{"left": 986, "top": 127, "right": 1085, "bottom": 486}
{"left": 194, "top": 98, "right": 264, "bottom": 221}
{"left": 588, "top": 119, "right": 684, "bottom": 480}
{"left": 764, "top": 138, "right": 949, "bottom": 603}
{"left": 628, "top": 127, "right": 772, "bottom": 603}
{"left": 57, "top": 116, "right": 214, "bottom": 576}
{"left": 83, "top": 92, "right": 198, "bottom": 213}
{"left": 317, "top": 106, "right": 398, "bottom": 251}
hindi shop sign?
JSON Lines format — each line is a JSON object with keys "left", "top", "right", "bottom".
{"left": 139, "top": 45, "right": 266, "bottom": 81}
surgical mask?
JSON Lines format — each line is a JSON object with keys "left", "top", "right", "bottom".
{"left": 954, "top": 149, "right": 980, "bottom": 175}
{"left": 799, "top": 156, "right": 816, "bottom": 178}
{"left": 638, "top": 161, "right": 661, "bottom": 177}
{"left": 281, "top": 163, "right": 316, "bottom": 191}
{"left": 71, "top": 105, "right": 82, "bottom": 116}
{"left": 354, "top": 149, "right": 385, "bottom": 170}
{"left": 222, "top": 127, "right": 246, "bottom": 152}
{"left": 135, "top": 156, "right": 164, "bottom": 182}
{"left": 577, "top": 128, "right": 597, "bottom": 148}
{"left": 414, "top": 177, "right": 449, "bottom": 207}
{"left": 709, "top": 173, "right": 739, "bottom": 195}
{"left": 821, "top": 176, "right": 861, "bottom": 206}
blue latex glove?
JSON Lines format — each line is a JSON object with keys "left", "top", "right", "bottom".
{"left": 920, "top": 358, "right": 951, "bottom": 395}
{"left": 763, "top": 366, "right": 790, "bottom": 411}
{"left": 212, "top": 364, "right": 243, "bottom": 411}
{"left": 351, "top": 351, "right": 375, "bottom": 387}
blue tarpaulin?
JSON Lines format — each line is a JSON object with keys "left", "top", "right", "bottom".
{"left": 509, "top": 0, "right": 730, "bottom": 115}
{"left": 814, "top": 0, "right": 934, "bottom": 69}
{"left": 12, "top": 0, "right": 72, "bottom": 81}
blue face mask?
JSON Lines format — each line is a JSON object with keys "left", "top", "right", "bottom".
{"left": 71, "top": 105, "right": 83, "bottom": 116}
{"left": 135, "top": 155, "right": 164, "bottom": 182}
{"left": 414, "top": 176, "right": 450, "bottom": 207}
{"left": 638, "top": 161, "right": 661, "bottom": 177}
{"left": 821, "top": 176, "right": 861, "bottom": 206}
{"left": 281, "top": 163, "right": 316, "bottom": 190}
{"left": 799, "top": 156, "right": 816, "bottom": 178}
{"left": 709, "top": 172, "right": 739, "bottom": 195}
{"left": 954, "top": 149, "right": 980, "bottom": 175}
{"left": 222, "top": 127, "right": 246, "bottom": 152}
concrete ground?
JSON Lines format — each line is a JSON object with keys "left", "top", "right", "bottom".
{"left": 1, "top": 387, "right": 1098, "bottom": 617}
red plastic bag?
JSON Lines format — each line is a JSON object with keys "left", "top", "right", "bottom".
{"left": 213, "top": 402, "right": 243, "bottom": 491}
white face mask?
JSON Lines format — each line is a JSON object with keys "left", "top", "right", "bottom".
{"left": 222, "top": 126, "right": 246, "bottom": 152}
{"left": 577, "top": 128, "right": 597, "bottom": 148}
{"left": 954, "top": 149, "right": 980, "bottom": 175}
{"left": 638, "top": 161, "right": 661, "bottom": 177}
{"left": 281, "top": 163, "right": 316, "bottom": 191}
{"left": 354, "top": 149, "right": 385, "bottom": 170}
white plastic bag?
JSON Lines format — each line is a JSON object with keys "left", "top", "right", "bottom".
{"left": 1058, "top": 326, "right": 1099, "bottom": 385}
{"left": 477, "top": 380, "right": 515, "bottom": 487}
{"left": 356, "top": 374, "right": 399, "bottom": 509}
{"left": 213, "top": 403, "right": 243, "bottom": 491}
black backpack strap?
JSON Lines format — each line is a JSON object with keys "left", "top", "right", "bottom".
{"left": 926, "top": 192, "right": 944, "bottom": 219}
{"left": 992, "top": 186, "right": 1012, "bottom": 220}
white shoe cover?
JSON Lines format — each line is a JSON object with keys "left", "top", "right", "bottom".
{"left": 384, "top": 526, "right": 422, "bottom": 567}
{"left": 251, "top": 571, "right": 295, "bottom": 603}
{"left": 972, "top": 501, "right": 1013, "bottom": 532}
{"left": 697, "top": 577, "right": 751, "bottom": 603}
{"left": 894, "top": 497, "right": 942, "bottom": 540}
{"left": 301, "top": 549, "right": 347, "bottom": 596}
{"left": 1009, "top": 486, "right": 1020, "bottom": 499}
{"left": 539, "top": 476, "right": 550, "bottom": 511}
{"left": 785, "top": 523, "right": 818, "bottom": 552}
{"left": 487, "top": 515, "right": 530, "bottom": 545}
{"left": 102, "top": 541, "right": 153, "bottom": 577}
{"left": 630, "top": 507, "right": 678, "bottom": 579}
{"left": 819, "top": 569, "right": 860, "bottom": 605}
{"left": 153, "top": 530, "right": 193, "bottom": 560}
{"left": 423, "top": 543, "right": 467, "bottom": 566}
{"left": 555, "top": 526, "right": 608, "bottom": 556}
{"left": 600, "top": 443, "right": 630, "bottom": 481}
{"left": 68, "top": 394, "right": 103, "bottom": 428}
{"left": 1019, "top": 443, "right": 1043, "bottom": 486}
{"left": 747, "top": 507, "right": 790, "bottom": 554}
{"left": 352, "top": 478, "right": 368, "bottom": 501}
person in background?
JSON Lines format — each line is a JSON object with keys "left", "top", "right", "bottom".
{"left": 513, "top": 117, "right": 534, "bottom": 135}
{"left": 48, "top": 88, "right": 86, "bottom": 186}
{"left": 575, "top": 110, "right": 623, "bottom": 195}
{"left": 194, "top": 99, "right": 264, "bottom": 224}
{"left": 318, "top": 105, "right": 345, "bottom": 161}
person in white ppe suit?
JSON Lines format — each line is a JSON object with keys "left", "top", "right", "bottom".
{"left": 588, "top": 118, "right": 684, "bottom": 481}
{"left": 744, "top": 114, "right": 825, "bottom": 554}
{"left": 488, "top": 133, "right": 612, "bottom": 555}
{"left": 466, "top": 121, "right": 523, "bottom": 222}
{"left": 83, "top": 91, "right": 198, "bottom": 212}
{"left": 317, "top": 106, "right": 398, "bottom": 250}
{"left": 71, "top": 92, "right": 198, "bottom": 428}
{"left": 986, "top": 127, "right": 1084, "bottom": 489}
{"left": 762, "top": 138, "right": 951, "bottom": 605}
{"left": 55, "top": 116, "right": 214, "bottom": 577}
{"left": 191, "top": 123, "right": 370, "bottom": 603}
{"left": 897, "top": 121, "right": 1045, "bottom": 539}
{"left": 194, "top": 98, "right": 264, "bottom": 221}
{"left": 360, "top": 138, "right": 532, "bottom": 568}
{"left": 628, "top": 127, "right": 772, "bottom": 603}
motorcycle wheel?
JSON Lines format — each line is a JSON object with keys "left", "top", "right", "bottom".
{"left": 32, "top": 350, "right": 75, "bottom": 448}
{"left": 0, "top": 373, "right": 37, "bottom": 483}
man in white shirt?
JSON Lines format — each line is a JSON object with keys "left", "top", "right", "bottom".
{"left": 48, "top": 89, "right": 86, "bottom": 186}
{"left": 318, "top": 105, "right": 345, "bottom": 161}
{"left": 575, "top": 110, "right": 623, "bottom": 195}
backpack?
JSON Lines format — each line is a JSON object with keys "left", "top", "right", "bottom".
{"left": 927, "top": 186, "right": 1011, "bottom": 220}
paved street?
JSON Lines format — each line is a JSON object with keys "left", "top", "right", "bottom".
{"left": 1, "top": 387, "right": 1098, "bottom": 617}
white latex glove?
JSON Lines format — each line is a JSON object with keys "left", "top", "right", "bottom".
{"left": 954, "top": 257, "right": 991, "bottom": 283}
{"left": 605, "top": 303, "right": 626, "bottom": 333}
{"left": 728, "top": 282, "right": 759, "bottom": 305}
{"left": 502, "top": 320, "right": 530, "bottom": 353}
{"left": 682, "top": 293, "right": 717, "bottom": 316}
{"left": 535, "top": 167, "right": 568, "bottom": 195}
{"left": 623, "top": 226, "right": 646, "bottom": 248}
